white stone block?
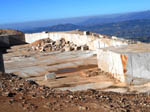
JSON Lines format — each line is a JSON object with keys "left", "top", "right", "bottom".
{"left": 45, "top": 72, "right": 56, "bottom": 80}
{"left": 97, "top": 44, "right": 150, "bottom": 85}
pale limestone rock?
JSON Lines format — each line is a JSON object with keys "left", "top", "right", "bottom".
{"left": 64, "top": 46, "right": 71, "bottom": 52}
{"left": 55, "top": 40, "right": 61, "bottom": 46}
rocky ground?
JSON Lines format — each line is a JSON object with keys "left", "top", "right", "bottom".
{"left": 1, "top": 73, "right": 150, "bottom": 112}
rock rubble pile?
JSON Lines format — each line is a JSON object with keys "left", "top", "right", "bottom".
{"left": 30, "top": 38, "right": 89, "bottom": 52}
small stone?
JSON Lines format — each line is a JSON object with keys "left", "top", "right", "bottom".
{"left": 70, "top": 47, "right": 74, "bottom": 51}
{"left": 64, "top": 46, "right": 71, "bottom": 52}
{"left": 76, "top": 46, "right": 81, "bottom": 50}
{"left": 41, "top": 95, "right": 46, "bottom": 99}
{"left": 16, "top": 88, "right": 23, "bottom": 91}
{"left": 0, "top": 82, "right": 2, "bottom": 88}
{"left": 55, "top": 40, "right": 61, "bottom": 46}
{"left": 32, "top": 94, "right": 36, "bottom": 98}
{"left": 5, "top": 92, "right": 16, "bottom": 97}
{"left": 19, "top": 96, "right": 23, "bottom": 100}
{"left": 60, "top": 48, "right": 65, "bottom": 52}
{"left": 27, "top": 80, "right": 38, "bottom": 85}
{"left": 44, "top": 102, "right": 51, "bottom": 108}
{"left": 22, "top": 100, "right": 27, "bottom": 104}
{"left": 9, "top": 99, "right": 15, "bottom": 104}
{"left": 69, "top": 95, "right": 74, "bottom": 99}
{"left": 78, "top": 106, "right": 87, "bottom": 110}
{"left": 81, "top": 45, "right": 89, "bottom": 51}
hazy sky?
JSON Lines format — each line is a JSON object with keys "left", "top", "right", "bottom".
{"left": 0, "top": 0, "right": 150, "bottom": 24}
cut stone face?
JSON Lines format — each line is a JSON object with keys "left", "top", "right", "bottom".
{"left": 25, "top": 32, "right": 128, "bottom": 50}
{"left": 0, "top": 36, "right": 10, "bottom": 48}
{"left": 0, "top": 52, "right": 5, "bottom": 73}
{"left": 97, "top": 44, "right": 150, "bottom": 85}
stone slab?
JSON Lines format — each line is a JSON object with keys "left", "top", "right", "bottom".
{"left": 97, "top": 44, "right": 150, "bottom": 85}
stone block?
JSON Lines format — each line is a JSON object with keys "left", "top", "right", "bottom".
{"left": 97, "top": 44, "right": 150, "bottom": 85}
{"left": 45, "top": 72, "right": 56, "bottom": 80}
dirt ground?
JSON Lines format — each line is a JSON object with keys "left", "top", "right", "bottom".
{"left": 1, "top": 73, "right": 150, "bottom": 112}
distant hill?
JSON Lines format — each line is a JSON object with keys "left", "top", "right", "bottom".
{"left": 78, "top": 10, "right": 150, "bottom": 26}
{"left": 24, "top": 19, "right": 150, "bottom": 42}
{"left": 24, "top": 24, "right": 81, "bottom": 33}
{"left": 85, "top": 19, "right": 150, "bottom": 41}
{"left": 1, "top": 10, "right": 150, "bottom": 31}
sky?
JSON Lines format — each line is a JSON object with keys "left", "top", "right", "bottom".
{"left": 0, "top": 0, "right": 150, "bottom": 24}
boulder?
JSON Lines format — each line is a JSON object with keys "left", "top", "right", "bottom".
{"left": 55, "top": 40, "right": 61, "bottom": 46}
{"left": 64, "top": 46, "right": 71, "bottom": 52}
{"left": 60, "top": 38, "right": 66, "bottom": 45}
{"left": 81, "top": 45, "right": 89, "bottom": 51}
{"left": 76, "top": 46, "right": 81, "bottom": 50}
{"left": 40, "top": 43, "right": 52, "bottom": 52}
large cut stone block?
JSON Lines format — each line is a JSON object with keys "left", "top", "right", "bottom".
{"left": 97, "top": 44, "right": 150, "bottom": 84}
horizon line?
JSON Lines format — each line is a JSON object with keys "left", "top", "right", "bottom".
{"left": 0, "top": 9, "right": 150, "bottom": 26}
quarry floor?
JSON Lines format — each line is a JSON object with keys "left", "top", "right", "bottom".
{"left": 2, "top": 44, "right": 150, "bottom": 112}
{"left": 3, "top": 44, "right": 150, "bottom": 93}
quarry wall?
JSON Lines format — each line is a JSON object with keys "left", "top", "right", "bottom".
{"left": 0, "top": 36, "right": 10, "bottom": 73}
{"left": 25, "top": 32, "right": 128, "bottom": 50}
{"left": 0, "top": 34, "right": 26, "bottom": 47}
{"left": 25, "top": 32, "right": 49, "bottom": 44}
{"left": 0, "top": 36, "right": 10, "bottom": 48}
{"left": 0, "top": 52, "right": 4, "bottom": 73}
{"left": 0, "top": 34, "right": 25, "bottom": 73}
{"left": 8, "top": 34, "right": 26, "bottom": 45}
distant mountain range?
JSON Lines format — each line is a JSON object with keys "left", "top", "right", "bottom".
{"left": 1, "top": 10, "right": 150, "bottom": 31}
{"left": 1, "top": 10, "right": 150, "bottom": 42}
